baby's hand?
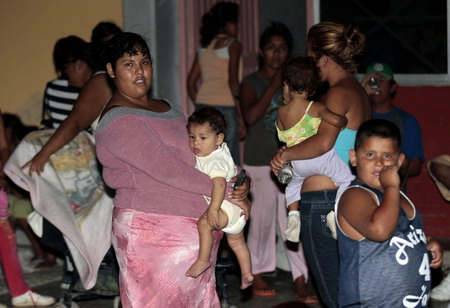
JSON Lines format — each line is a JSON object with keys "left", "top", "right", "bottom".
{"left": 206, "top": 208, "right": 221, "bottom": 229}
{"left": 379, "top": 164, "right": 400, "bottom": 189}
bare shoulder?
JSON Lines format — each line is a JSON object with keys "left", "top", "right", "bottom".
{"left": 82, "top": 73, "right": 109, "bottom": 93}
{"left": 326, "top": 79, "right": 368, "bottom": 119}
{"left": 323, "top": 86, "right": 350, "bottom": 114}
{"left": 89, "top": 72, "right": 108, "bottom": 84}
{"left": 276, "top": 103, "right": 289, "bottom": 122}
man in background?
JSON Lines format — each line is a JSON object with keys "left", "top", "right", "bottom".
{"left": 362, "top": 62, "right": 424, "bottom": 190}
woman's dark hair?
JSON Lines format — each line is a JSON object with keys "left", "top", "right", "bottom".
{"left": 53, "top": 36, "right": 86, "bottom": 77}
{"left": 354, "top": 119, "right": 401, "bottom": 151}
{"left": 187, "top": 107, "right": 227, "bottom": 137}
{"left": 258, "top": 21, "right": 293, "bottom": 69}
{"left": 200, "top": 2, "right": 239, "bottom": 47}
{"left": 91, "top": 22, "right": 123, "bottom": 70}
{"left": 104, "top": 32, "right": 151, "bottom": 71}
{"left": 282, "top": 56, "right": 321, "bottom": 97}
{"left": 307, "top": 22, "right": 365, "bottom": 73}
{"left": 91, "top": 22, "right": 122, "bottom": 45}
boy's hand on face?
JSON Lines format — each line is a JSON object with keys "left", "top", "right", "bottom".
{"left": 379, "top": 164, "right": 401, "bottom": 190}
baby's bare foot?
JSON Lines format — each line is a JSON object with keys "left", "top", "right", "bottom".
{"left": 240, "top": 272, "right": 254, "bottom": 289}
{"left": 185, "top": 260, "right": 211, "bottom": 278}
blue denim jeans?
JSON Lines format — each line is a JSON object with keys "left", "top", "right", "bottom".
{"left": 195, "top": 104, "right": 240, "bottom": 165}
{"left": 300, "top": 190, "right": 339, "bottom": 308}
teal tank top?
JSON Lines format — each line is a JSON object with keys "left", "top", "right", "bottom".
{"left": 334, "top": 128, "right": 356, "bottom": 165}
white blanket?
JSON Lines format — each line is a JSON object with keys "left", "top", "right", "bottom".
{"left": 4, "top": 129, "right": 114, "bottom": 290}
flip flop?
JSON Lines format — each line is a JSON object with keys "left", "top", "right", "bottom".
{"left": 252, "top": 286, "right": 277, "bottom": 296}
{"left": 296, "top": 294, "right": 319, "bottom": 303}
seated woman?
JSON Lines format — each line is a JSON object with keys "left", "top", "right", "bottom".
{"left": 94, "top": 32, "right": 250, "bottom": 307}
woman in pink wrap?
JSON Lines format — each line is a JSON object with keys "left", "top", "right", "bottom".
{"left": 94, "top": 32, "right": 250, "bottom": 308}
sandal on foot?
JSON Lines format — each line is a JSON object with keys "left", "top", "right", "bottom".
{"left": 252, "top": 286, "right": 277, "bottom": 296}
{"left": 296, "top": 294, "right": 319, "bottom": 303}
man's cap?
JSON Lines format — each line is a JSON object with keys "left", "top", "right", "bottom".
{"left": 366, "top": 62, "right": 394, "bottom": 80}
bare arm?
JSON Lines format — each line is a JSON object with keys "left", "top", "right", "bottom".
{"left": 339, "top": 165, "right": 402, "bottom": 242}
{"left": 22, "top": 74, "right": 112, "bottom": 175}
{"left": 207, "top": 176, "right": 227, "bottom": 229}
{"left": 187, "top": 55, "right": 201, "bottom": 103}
{"left": 239, "top": 71, "right": 282, "bottom": 126}
{"left": 228, "top": 40, "right": 246, "bottom": 139}
{"left": 228, "top": 41, "right": 241, "bottom": 98}
{"left": 317, "top": 103, "right": 348, "bottom": 129}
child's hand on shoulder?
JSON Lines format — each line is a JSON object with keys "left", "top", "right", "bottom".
{"left": 379, "top": 164, "right": 401, "bottom": 189}
{"left": 207, "top": 208, "right": 221, "bottom": 229}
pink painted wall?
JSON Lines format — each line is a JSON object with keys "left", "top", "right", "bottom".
{"left": 395, "top": 86, "right": 450, "bottom": 237}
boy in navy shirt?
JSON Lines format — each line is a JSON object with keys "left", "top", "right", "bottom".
{"left": 336, "top": 119, "right": 442, "bottom": 307}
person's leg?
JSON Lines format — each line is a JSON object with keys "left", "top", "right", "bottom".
{"left": 245, "top": 165, "right": 278, "bottom": 294}
{"left": 186, "top": 211, "right": 227, "bottom": 278}
{"left": 300, "top": 190, "right": 339, "bottom": 308}
{"left": 0, "top": 219, "right": 30, "bottom": 297}
{"left": 276, "top": 191, "right": 315, "bottom": 301}
{"left": 226, "top": 232, "right": 254, "bottom": 289}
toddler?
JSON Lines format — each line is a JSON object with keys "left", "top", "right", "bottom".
{"left": 276, "top": 56, "right": 354, "bottom": 242}
{"left": 336, "top": 119, "right": 442, "bottom": 307}
{"left": 185, "top": 107, "right": 253, "bottom": 290}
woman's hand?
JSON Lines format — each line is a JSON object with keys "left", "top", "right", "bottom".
{"left": 228, "top": 176, "right": 251, "bottom": 220}
{"left": 427, "top": 239, "right": 444, "bottom": 268}
{"left": 238, "top": 118, "right": 247, "bottom": 140}
{"left": 21, "top": 151, "right": 50, "bottom": 176}
{"left": 234, "top": 198, "right": 251, "bottom": 221}
{"left": 228, "top": 175, "right": 250, "bottom": 201}
{"left": 270, "top": 146, "right": 287, "bottom": 175}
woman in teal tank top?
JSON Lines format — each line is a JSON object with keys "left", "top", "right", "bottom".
{"left": 271, "top": 22, "right": 371, "bottom": 308}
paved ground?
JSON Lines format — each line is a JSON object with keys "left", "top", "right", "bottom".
{"left": 1, "top": 232, "right": 450, "bottom": 307}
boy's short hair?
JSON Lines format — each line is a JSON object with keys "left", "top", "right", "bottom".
{"left": 282, "top": 56, "right": 321, "bottom": 96}
{"left": 187, "top": 107, "right": 227, "bottom": 137}
{"left": 355, "top": 119, "right": 402, "bottom": 151}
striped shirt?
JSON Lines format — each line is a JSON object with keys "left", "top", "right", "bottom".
{"left": 44, "top": 79, "right": 80, "bottom": 128}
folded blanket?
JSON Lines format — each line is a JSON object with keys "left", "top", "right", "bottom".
{"left": 4, "top": 129, "right": 114, "bottom": 289}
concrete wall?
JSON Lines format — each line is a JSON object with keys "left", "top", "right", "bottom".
{"left": 124, "top": 0, "right": 181, "bottom": 106}
{"left": 0, "top": 0, "right": 123, "bottom": 125}
{"left": 259, "top": 0, "right": 307, "bottom": 56}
